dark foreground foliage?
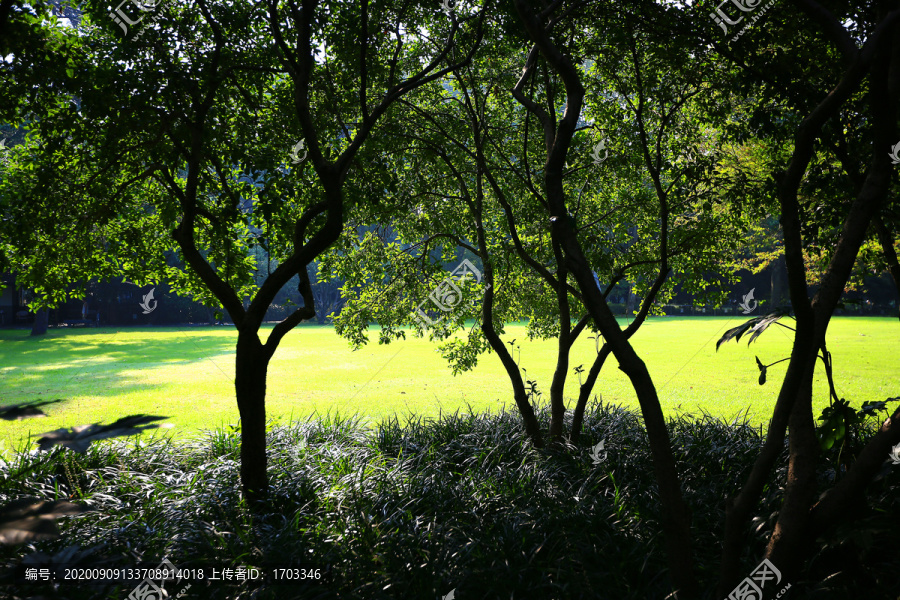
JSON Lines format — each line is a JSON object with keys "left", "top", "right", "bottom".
{"left": 1, "top": 403, "right": 897, "bottom": 599}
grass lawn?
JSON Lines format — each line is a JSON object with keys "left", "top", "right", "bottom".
{"left": 0, "top": 316, "right": 897, "bottom": 454}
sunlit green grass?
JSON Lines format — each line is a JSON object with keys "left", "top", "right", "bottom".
{"left": 0, "top": 316, "right": 897, "bottom": 454}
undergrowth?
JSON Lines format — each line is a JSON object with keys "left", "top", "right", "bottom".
{"left": 0, "top": 402, "right": 897, "bottom": 599}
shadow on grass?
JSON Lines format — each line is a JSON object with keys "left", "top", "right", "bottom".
{"left": 0, "top": 326, "right": 236, "bottom": 362}
{"left": 0, "top": 327, "right": 238, "bottom": 449}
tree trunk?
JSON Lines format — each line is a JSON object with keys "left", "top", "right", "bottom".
{"left": 30, "top": 309, "right": 49, "bottom": 336}
{"left": 471, "top": 135, "right": 543, "bottom": 447}
{"left": 716, "top": 317, "right": 816, "bottom": 592}
{"left": 570, "top": 344, "right": 611, "bottom": 444}
{"left": 479, "top": 270, "right": 543, "bottom": 448}
{"left": 765, "top": 343, "right": 819, "bottom": 578}
{"left": 762, "top": 13, "right": 899, "bottom": 581}
{"left": 770, "top": 255, "right": 789, "bottom": 308}
{"left": 511, "top": 1, "right": 693, "bottom": 590}
{"left": 548, "top": 332, "right": 568, "bottom": 440}
{"left": 873, "top": 218, "right": 900, "bottom": 319}
{"left": 234, "top": 330, "right": 270, "bottom": 504}
{"left": 719, "top": 15, "right": 899, "bottom": 588}
{"left": 559, "top": 228, "right": 696, "bottom": 596}
{"left": 548, "top": 246, "right": 570, "bottom": 441}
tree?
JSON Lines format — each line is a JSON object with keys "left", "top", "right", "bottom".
{"left": 330, "top": 7, "right": 745, "bottom": 453}
{"left": 502, "top": 0, "right": 701, "bottom": 593}
{"left": 657, "top": 0, "right": 900, "bottom": 592}
{"left": 1, "top": 0, "right": 482, "bottom": 503}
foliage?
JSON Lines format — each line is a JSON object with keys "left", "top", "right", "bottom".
{"left": 715, "top": 310, "right": 793, "bottom": 351}
{"left": 0, "top": 407, "right": 897, "bottom": 598}
{"left": 816, "top": 396, "right": 900, "bottom": 460}
{"left": 0, "top": 399, "right": 170, "bottom": 547}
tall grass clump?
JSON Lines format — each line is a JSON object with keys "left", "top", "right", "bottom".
{"left": 1, "top": 402, "right": 897, "bottom": 599}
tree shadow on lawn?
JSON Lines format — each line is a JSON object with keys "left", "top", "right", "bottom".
{"left": 0, "top": 328, "right": 236, "bottom": 383}
{"left": 0, "top": 327, "right": 236, "bottom": 363}
{"left": 0, "top": 378, "right": 183, "bottom": 435}
{"left": 0, "top": 328, "right": 238, "bottom": 451}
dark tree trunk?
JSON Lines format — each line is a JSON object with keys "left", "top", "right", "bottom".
{"left": 565, "top": 250, "right": 696, "bottom": 596}
{"left": 234, "top": 330, "right": 270, "bottom": 504}
{"left": 30, "top": 309, "right": 49, "bottom": 336}
{"left": 764, "top": 13, "right": 899, "bottom": 582}
{"left": 511, "top": 1, "right": 694, "bottom": 591}
{"left": 570, "top": 344, "right": 611, "bottom": 444}
{"left": 548, "top": 244, "right": 570, "bottom": 441}
{"left": 479, "top": 265, "right": 543, "bottom": 448}
{"left": 874, "top": 218, "right": 900, "bottom": 319}
{"left": 770, "top": 255, "right": 789, "bottom": 307}
{"left": 767, "top": 372, "right": 819, "bottom": 574}
{"left": 718, "top": 11, "right": 899, "bottom": 590}
{"left": 547, "top": 340, "right": 568, "bottom": 440}
{"left": 470, "top": 121, "right": 544, "bottom": 447}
